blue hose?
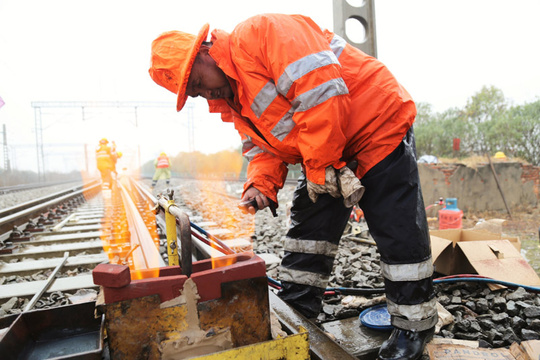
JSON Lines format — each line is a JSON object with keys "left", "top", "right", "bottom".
{"left": 267, "top": 275, "right": 540, "bottom": 294}
{"left": 190, "top": 222, "right": 234, "bottom": 254}
{"left": 433, "top": 277, "right": 540, "bottom": 293}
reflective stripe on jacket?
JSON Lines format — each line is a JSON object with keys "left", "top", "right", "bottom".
{"left": 208, "top": 14, "right": 416, "bottom": 202}
{"left": 156, "top": 155, "right": 170, "bottom": 168}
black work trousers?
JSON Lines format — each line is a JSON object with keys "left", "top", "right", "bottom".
{"left": 278, "top": 127, "right": 435, "bottom": 326}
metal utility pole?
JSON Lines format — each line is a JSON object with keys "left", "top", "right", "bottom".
{"left": 2, "top": 124, "right": 10, "bottom": 172}
{"left": 333, "top": 0, "right": 378, "bottom": 57}
{"left": 34, "top": 107, "right": 45, "bottom": 182}
{"left": 84, "top": 144, "right": 89, "bottom": 174}
{"left": 31, "top": 101, "right": 175, "bottom": 178}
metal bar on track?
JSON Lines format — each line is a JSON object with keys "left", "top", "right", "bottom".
{"left": 24, "top": 251, "right": 69, "bottom": 312}
{"left": 118, "top": 181, "right": 165, "bottom": 269}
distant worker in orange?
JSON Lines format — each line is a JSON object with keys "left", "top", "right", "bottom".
{"left": 95, "top": 138, "right": 115, "bottom": 189}
{"left": 152, "top": 152, "right": 171, "bottom": 188}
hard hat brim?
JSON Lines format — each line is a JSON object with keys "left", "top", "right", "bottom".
{"left": 176, "top": 24, "right": 210, "bottom": 112}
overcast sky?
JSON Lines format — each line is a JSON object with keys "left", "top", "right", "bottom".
{"left": 0, "top": 0, "right": 539, "bottom": 173}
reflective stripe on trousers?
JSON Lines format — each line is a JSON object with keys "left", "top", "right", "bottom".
{"left": 278, "top": 173, "right": 352, "bottom": 318}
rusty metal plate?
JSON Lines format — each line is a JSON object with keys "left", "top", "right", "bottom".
{"left": 198, "top": 277, "right": 271, "bottom": 347}
{"left": 100, "top": 277, "right": 271, "bottom": 360}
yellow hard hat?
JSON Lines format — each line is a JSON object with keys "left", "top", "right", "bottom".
{"left": 117, "top": 151, "right": 123, "bottom": 158}
{"left": 99, "top": 138, "right": 108, "bottom": 144}
{"left": 160, "top": 152, "right": 167, "bottom": 156}
{"left": 494, "top": 151, "right": 506, "bottom": 159}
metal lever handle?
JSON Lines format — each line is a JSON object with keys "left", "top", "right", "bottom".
{"left": 238, "top": 198, "right": 278, "bottom": 217}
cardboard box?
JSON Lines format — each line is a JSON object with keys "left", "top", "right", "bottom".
{"left": 430, "top": 229, "right": 540, "bottom": 287}
{"left": 430, "top": 228, "right": 521, "bottom": 251}
{"left": 426, "top": 340, "right": 540, "bottom": 360}
{"left": 430, "top": 235, "right": 455, "bottom": 276}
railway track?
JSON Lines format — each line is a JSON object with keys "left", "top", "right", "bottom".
{"left": 0, "top": 180, "right": 107, "bottom": 310}
{"left": 0, "top": 176, "right": 257, "bottom": 315}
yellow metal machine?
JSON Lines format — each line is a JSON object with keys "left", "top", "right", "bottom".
{"left": 93, "top": 195, "right": 310, "bottom": 359}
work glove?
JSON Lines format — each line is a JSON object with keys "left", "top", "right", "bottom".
{"left": 306, "top": 166, "right": 341, "bottom": 203}
{"left": 337, "top": 166, "right": 365, "bottom": 208}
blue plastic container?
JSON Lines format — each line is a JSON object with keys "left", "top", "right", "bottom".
{"left": 359, "top": 304, "right": 393, "bottom": 331}
{"left": 444, "top": 198, "right": 459, "bottom": 211}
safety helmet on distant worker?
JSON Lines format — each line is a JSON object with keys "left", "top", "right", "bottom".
{"left": 494, "top": 151, "right": 507, "bottom": 159}
{"left": 149, "top": 24, "right": 210, "bottom": 112}
{"left": 117, "top": 151, "right": 123, "bottom": 158}
{"left": 160, "top": 152, "right": 167, "bottom": 156}
{"left": 99, "top": 138, "right": 108, "bottom": 144}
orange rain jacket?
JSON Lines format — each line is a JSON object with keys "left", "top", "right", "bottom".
{"left": 207, "top": 14, "right": 416, "bottom": 203}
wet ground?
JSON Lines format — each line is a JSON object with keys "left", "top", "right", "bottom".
{"left": 461, "top": 206, "right": 540, "bottom": 276}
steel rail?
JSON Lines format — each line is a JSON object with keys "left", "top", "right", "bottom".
{"left": 118, "top": 180, "right": 165, "bottom": 270}
{"left": 0, "top": 180, "right": 99, "bottom": 218}
{"left": 0, "top": 180, "right": 81, "bottom": 195}
{"left": 0, "top": 181, "right": 102, "bottom": 240}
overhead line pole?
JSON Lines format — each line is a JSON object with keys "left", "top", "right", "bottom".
{"left": 34, "top": 107, "right": 45, "bottom": 182}
{"left": 31, "top": 101, "right": 177, "bottom": 178}
{"left": 1, "top": 124, "right": 10, "bottom": 173}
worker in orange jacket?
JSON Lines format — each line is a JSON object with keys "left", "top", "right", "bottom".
{"left": 95, "top": 138, "right": 115, "bottom": 189}
{"left": 151, "top": 152, "right": 171, "bottom": 188}
{"left": 149, "top": 14, "right": 435, "bottom": 359}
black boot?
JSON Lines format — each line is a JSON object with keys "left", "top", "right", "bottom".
{"left": 277, "top": 281, "right": 325, "bottom": 319}
{"left": 378, "top": 326, "right": 435, "bottom": 360}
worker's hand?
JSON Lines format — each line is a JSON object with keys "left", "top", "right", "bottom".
{"left": 239, "top": 186, "right": 270, "bottom": 215}
{"left": 306, "top": 166, "right": 340, "bottom": 203}
{"left": 337, "top": 166, "right": 365, "bottom": 208}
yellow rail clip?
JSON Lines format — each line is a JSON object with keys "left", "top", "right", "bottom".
{"left": 164, "top": 199, "right": 179, "bottom": 266}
